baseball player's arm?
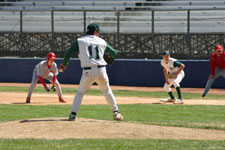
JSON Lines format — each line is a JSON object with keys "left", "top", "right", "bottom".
{"left": 59, "top": 41, "right": 79, "bottom": 72}
{"left": 210, "top": 55, "right": 215, "bottom": 78}
{"left": 51, "top": 75, "right": 57, "bottom": 91}
{"left": 63, "top": 40, "right": 79, "bottom": 66}
{"left": 38, "top": 76, "right": 50, "bottom": 92}
{"left": 105, "top": 43, "right": 118, "bottom": 58}
{"left": 173, "top": 61, "right": 185, "bottom": 76}
{"left": 163, "top": 67, "right": 170, "bottom": 84}
{"left": 38, "top": 76, "right": 46, "bottom": 86}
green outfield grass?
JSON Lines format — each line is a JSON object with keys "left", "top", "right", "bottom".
{"left": 0, "top": 104, "right": 225, "bottom": 130}
{"left": 0, "top": 86, "right": 225, "bottom": 99}
{"left": 0, "top": 86, "right": 225, "bottom": 150}
{"left": 0, "top": 104, "right": 225, "bottom": 149}
{"left": 0, "top": 139, "right": 225, "bottom": 150}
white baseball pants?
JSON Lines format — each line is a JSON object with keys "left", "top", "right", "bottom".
{"left": 71, "top": 66, "right": 118, "bottom": 113}
{"left": 163, "top": 72, "right": 185, "bottom": 92}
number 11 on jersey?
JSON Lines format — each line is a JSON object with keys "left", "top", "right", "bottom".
{"left": 88, "top": 45, "right": 100, "bottom": 60}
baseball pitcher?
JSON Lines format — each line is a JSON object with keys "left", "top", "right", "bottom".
{"left": 59, "top": 23, "right": 123, "bottom": 121}
{"left": 202, "top": 45, "right": 225, "bottom": 97}
{"left": 26, "top": 52, "right": 66, "bottom": 103}
{"left": 160, "top": 51, "right": 185, "bottom": 104}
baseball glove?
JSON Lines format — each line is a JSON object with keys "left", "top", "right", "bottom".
{"left": 51, "top": 85, "right": 56, "bottom": 92}
{"left": 44, "top": 85, "right": 50, "bottom": 92}
{"left": 166, "top": 73, "right": 177, "bottom": 79}
{"left": 104, "top": 54, "right": 115, "bottom": 65}
{"left": 58, "top": 64, "right": 67, "bottom": 73}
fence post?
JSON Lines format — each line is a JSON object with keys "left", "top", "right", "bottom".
{"left": 152, "top": 10, "right": 154, "bottom": 35}
{"left": 187, "top": 9, "right": 192, "bottom": 56}
{"left": 19, "top": 10, "right": 24, "bottom": 53}
{"left": 51, "top": 9, "right": 54, "bottom": 34}
{"left": 20, "top": 10, "right": 23, "bottom": 33}
{"left": 51, "top": 9, "right": 55, "bottom": 51}
{"left": 116, "top": 10, "right": 120, "bottom": 49}
{"left": 187, "top": 9, "right": 190, "bottom": 34}
{"left": 83, "top": 10, "right": 86, "bottom": 34}
{"left": 152, "top": 10, "right": 155, "bottom": 54}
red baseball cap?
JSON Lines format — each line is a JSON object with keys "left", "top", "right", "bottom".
{"left": 47, "top": 52, "right": 56, "bottom": 61}
{"left": 215, "top": 45, "right": 223, "bottom": 51}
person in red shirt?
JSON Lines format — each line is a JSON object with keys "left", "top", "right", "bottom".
{"left": 202, "top": 45, "right": 225, "bottom": 97}
{"left": 26, "top": 52, "right": 66, "bottom": 103}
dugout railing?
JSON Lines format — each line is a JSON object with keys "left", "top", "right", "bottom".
{"left": 0, "top": 9, "right": 225, "bottom": 59}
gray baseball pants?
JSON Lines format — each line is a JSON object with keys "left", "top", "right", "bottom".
{"left": 203, "top": 67, "right": 225, "bottom": 96}
{"left": 27, "top": 69, "right": 62, "bottom": 97}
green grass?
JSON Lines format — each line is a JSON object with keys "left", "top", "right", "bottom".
{"left": 0, "top": 139, "right": 225, "bottom": 150}
{"left": 0, "top": 104, "right": 225, "bottom": 130}
{"left": 1, "top": 86, "right": 225, "bottom": 149}
{"left": 0, "top": 86, "right": 224, "bottom": 99}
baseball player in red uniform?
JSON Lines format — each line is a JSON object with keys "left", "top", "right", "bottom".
{"left": 58, "top": 23, "right": 123, "bottom": 121}
{"left": 202, "top": 45, "right": 225, "bottom": 97}
{"left": 26, "top": 52, "right": 66, "bottom": 103}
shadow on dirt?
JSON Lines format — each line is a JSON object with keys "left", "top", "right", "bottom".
{"left": 20, "top": 118, "right": 69, "bottom": 123}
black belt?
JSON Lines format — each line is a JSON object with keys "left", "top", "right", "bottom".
{"left": 83, "top": 65, "right": 105, "bottom": 70}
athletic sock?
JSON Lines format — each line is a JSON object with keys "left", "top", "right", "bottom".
{"left": 168, "top": 91, "right": 175, "bottom": 99}
{"left": 176, "top": 87, "right": 182, "bottom": 100}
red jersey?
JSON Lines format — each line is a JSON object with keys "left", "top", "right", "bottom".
{"left": 210, "top": 52, "right": 225, "bottom": 76}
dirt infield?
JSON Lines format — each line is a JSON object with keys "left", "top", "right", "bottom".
{"left": 1, "top": 82, "right": 225, "bottom": 106}
{"left": 0, "top": 83, "right": 225, "bottom": 140}
{"left": 1, "top": 82, "right": 225, "bottom": 95}
{"left": 1, "top": 118, "right": 225, "bottom": 140}
{"left": 1, "top": 92, "right": 225, "bottom": 106}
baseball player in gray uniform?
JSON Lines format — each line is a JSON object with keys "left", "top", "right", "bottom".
{"left": 202, "top": 45, "right": 225, "bottom": 97}
{"left": 59, "top": 23, "right": 123, "bottom": 121}
{"left": 26, "top": 52, "right": 66, "bottom": 103}
{"left": 160, "top": 51, "right": 185, "bottom": 104}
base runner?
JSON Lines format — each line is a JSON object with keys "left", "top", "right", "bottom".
{"left": 160, "top": 51, "right": 185, "bottom": 104}
{"left": 58, "top": 23, "right": 123, "bottom": 121}
{"left": 26, "top": 52, "right": 66, "bottom": 103}
{"left": 202, "top": 45, "right": 225, "bottom": 97}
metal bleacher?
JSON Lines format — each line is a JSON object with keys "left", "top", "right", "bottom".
{"left": 0, "top": 0, "right": 225, "bottom": 58}
{"left": 0, "top": 0, "right": 225, "bottom": 33}
{"left": 1, "top": 0, "right": 225, "bottom": 11}
{"left": 0, "top": 0, "right": 138, "bottom": 11}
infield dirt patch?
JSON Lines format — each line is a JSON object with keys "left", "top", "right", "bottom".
{"left": 1, "top": 92, "right": 225, "bottom": 105}
{"left": 1, "top": 117, "right": 225, "bottom": 140}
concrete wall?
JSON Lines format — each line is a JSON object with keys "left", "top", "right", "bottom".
{"left": 1, "top": 58, "right": 225, "bottom": 88}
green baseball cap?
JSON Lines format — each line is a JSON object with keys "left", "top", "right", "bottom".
{"left": 162, "top": 51, "right": 170, "bottom": 56}
{"left": 87, "top": 23, "right": 103, "bottom": 33}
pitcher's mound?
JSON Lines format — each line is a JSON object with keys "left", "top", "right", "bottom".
{"left": 0, "top": 117, "right": 225, "bottom": 140}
